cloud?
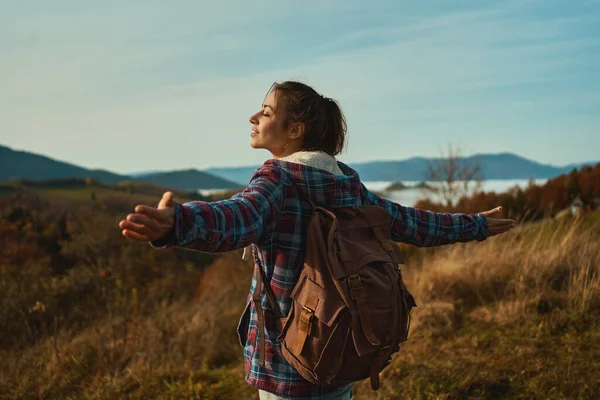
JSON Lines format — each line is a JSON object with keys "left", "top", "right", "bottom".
{"left": 0, "top": 0, "right": 598, "bottom": 173}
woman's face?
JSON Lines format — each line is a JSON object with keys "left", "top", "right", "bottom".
{"left": 249, "top": 90, "right": 292, "bottom": 158}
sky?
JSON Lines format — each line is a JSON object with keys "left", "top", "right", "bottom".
{"left": 1, "top": 0, "right": 599, "bottom": 175}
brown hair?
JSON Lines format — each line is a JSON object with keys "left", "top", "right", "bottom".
{"left": 269, "top": 81, "right": 347, "bottom": 156}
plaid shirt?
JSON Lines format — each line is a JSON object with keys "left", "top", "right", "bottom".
{"left": 154, "top": 159, "right": 488, "bottom": 398}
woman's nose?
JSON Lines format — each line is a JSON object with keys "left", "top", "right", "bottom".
{"left": 249, "top": 112, "right": 259, "bottom": 124}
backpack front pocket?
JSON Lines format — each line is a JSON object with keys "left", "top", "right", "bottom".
{"left": 278, "top": 271, "right": 349, "bottom": 385}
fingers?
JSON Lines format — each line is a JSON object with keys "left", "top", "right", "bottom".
{"left": 120, "top": 196, "right": 175, "bottom": 243}
{"left": 135, "top": 205, "right": 165, "bottom": 220}
{"left": 490, "top": 223, "right": 514, "bottom": 232}
{"left": 488, "top": 221, "right": 516, "bottom": 231}
{"left": 481, "top": 206, "right": 503, "bottom": 217}
{"left": 122, "top": 229, "right": 149, "bottom": 242}
{"left": 489, "top": 218, "right": 516, "bottom": 227}
{"left": 119, "top": 211, "right": 166, "bottom": 240}
{"left": 487, "top": 217, "right": 517, "bottom": 237}
{"left": 158, "top": 192, "right": 174, "bottom": 209}
{"left": 126, "top": 213, "right": 161, "bottom": 231}
{"left": 119, "top": 219, "right": 149, "bottom": 237}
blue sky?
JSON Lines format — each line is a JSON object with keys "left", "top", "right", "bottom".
{"left": 1, "top": 0, "right": 598, "bottom": 174}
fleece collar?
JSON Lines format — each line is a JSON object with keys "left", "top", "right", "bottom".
{"left": 278, "top": 150, "right": 345, "bottom": 175}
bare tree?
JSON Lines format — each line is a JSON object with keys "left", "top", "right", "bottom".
{"left": 422, "top": 143, "right": 484, "bottom": 207}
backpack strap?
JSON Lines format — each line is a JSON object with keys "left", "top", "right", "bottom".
{"left": 369, "top": 346, "right": 393, "bottom": 390}
{"left": 348, "top": 275, "right": 381, "bottom": 346}
{"left": 372, "top": 224, "right": 399, "bottom": 264}
{"left": 301, "top": 189, "right": 317, "bottom": 211}
{"left": 253, "top": 254, "right": 283, "bottom": 367}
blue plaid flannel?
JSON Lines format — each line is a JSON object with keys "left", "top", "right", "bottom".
{"left": 154, "top": 159, "right": 488, "bottom": 397}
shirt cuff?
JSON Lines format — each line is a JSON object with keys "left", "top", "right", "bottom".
{"left": 149, "top": 202, "right": 182, "bottom": 248}
{"left": 473, "top": 213, "right": 488, "bottom": 241}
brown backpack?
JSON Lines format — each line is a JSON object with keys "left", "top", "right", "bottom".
{"left": 254, "top": 201, "right": 416, "bottom": 391}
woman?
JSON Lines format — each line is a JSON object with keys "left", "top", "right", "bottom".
{"left": 119, "top": 81, "right": 515, "bottom": 400}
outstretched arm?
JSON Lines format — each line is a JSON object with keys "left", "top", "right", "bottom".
{"left": 361, "top": 184, "right": 514, "bottom": 247}
{"left": 119, "top": 165, "right": 286, "bottom": 252}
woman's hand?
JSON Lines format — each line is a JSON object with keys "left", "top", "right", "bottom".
{"left": 119, "top": 191, "right": 176, "bottom": 242}
{"left": 479, "top": 206, "right": 516, "bottom": 237}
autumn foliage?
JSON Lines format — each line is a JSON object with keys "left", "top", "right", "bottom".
{"left": 415, "top": 163, "right": 600, "bottom": 221}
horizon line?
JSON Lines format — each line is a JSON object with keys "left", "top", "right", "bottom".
{"left": 1, "top": 143, "right": 597, "bottom": 177}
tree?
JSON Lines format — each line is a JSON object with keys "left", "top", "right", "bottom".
{"left": 422, "top": 143, "right": 484, "bottom": 208}
{"left": 566, "top": 168, "right": 581, "bottom": 199}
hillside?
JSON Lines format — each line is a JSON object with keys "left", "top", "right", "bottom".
{"left": 3, "top": 143, "right": 596, "bottom": 189}
{"left": 206, "top": 153, "right": 598, "bottom": 185}
{"left": 351, "top": 153, "right": 590, "bottom": 181}
{"left": 0, "top": 144, "right": 126, "bottom": 184}
{"left": 134, "top": 169, "right": 241, "bottom": 191}
{"left": 0, "top": 186, "right": 598, "bottom": 399}
{"left": 0, "top": 144, "right": 241, "bottom": 190}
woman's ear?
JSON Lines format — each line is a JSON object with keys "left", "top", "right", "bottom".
{"left": 289, "top": 122, "right": 305, "bottom": 140}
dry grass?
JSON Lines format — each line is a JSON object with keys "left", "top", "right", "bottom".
{"left": 353, "top": 211, "right": 600, "bottom": 399}
{"left": 0, "top": 253, "right": 256, "bottom": 400}
{"left": 1, "top": 189, "right": 599, "bottom": 399}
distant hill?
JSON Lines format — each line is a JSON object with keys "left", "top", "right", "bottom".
{"left": 3, "top": 144, "right": 597, "bottom": 189}
{"left": 0, "top": 144, "right": 127, "bottom": 184}
{"left": 133, "top": 169, "right": 240, "bottom": 191}
{"left": 206, "top": 153, "right": 598, "bottom": 185}
{"left": 350, "top": 153, "right": 598, "bottom": 182}
{"left": 0, "top": 144, "right": 241, "bottom": 190}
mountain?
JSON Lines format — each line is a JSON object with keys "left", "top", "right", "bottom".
{"left": 0, "top": 144, "right": 127, "bottom": 184}
{"left": 206, "top": 153, "right": 599, "bottom": 185}
{"left": 3, "top": 144, "right": 597, "bottom": 188}
{"left": 0, "top": 144, "right": 241, "bottom": 190}
{"left": 133, "top": 169, "right": 240, "bottom": 190}
{"left": 349, "top": 153, "right": 594, "bottom": 182}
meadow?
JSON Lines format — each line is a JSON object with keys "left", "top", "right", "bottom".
{"left": 0, "top": 172, "right": 598, "bottom": 399}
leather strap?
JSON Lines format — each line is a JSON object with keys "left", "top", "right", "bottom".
{"left": 348, "top": 275, "right": 381, "bottom": 346}
{"left": 293, "top": 295, "right": 319, "bottom": 356}
{"left": 259, "top": 268, "right": 282, "bottom": 319}
{"left": 369, "top": 346, "right": 391, "bottom": 391}
{"left": 253, "top": 255, "right": 283, "bottom": 367}
{"left": 372, "top": 225, "right": 397, "bottom": 264}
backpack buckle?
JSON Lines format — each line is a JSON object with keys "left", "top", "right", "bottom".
{"left": 348, "top": 275, "right": 364, "bottom": 300}
{"left": 348, "top": 274, "right": 361, "bottom": 286}
{"left": 295, "top": 299, "right": 318, "bottom": 356}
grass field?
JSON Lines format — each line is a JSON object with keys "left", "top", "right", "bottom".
{"left": 1, "top": 186, "right": 598, "bottom": 399}
{"left": 353, "top": 211, "right": 600, "bottom": 399}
